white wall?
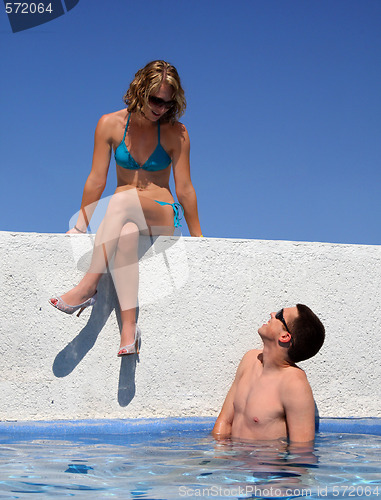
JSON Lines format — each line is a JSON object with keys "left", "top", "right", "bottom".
{"left": 1, "top": 231, "right": 380, "bottom": 421}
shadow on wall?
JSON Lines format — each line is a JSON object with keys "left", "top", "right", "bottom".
{"left": 315, "top": 401, "right": 320, "bottom": 431}
{"left": 51, "top": 234, "right": 184, "bottom": 408}
{"left": 51, "top": 273, "right": 139, "bottom": 408}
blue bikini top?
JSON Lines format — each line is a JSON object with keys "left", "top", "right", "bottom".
{"left": 114, "top": 114, "right": 172, "bottom": 171}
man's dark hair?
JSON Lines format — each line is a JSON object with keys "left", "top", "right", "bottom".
{"left": 287, "top": 304, "right": 325, "bottom": 363}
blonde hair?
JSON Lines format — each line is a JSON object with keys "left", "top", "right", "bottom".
{"left": 123, "top": 60, "right": 186, "bottom": 124}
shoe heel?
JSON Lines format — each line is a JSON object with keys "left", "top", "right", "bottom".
{"left": 77, "top": 307, "right": 85, "bottom": 317}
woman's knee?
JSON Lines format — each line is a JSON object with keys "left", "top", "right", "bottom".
{"left": 117, "top": 222, "right": 139, "bottom": 254}
{"left": 106, "top": 190, "right": 143, "bottom": 222}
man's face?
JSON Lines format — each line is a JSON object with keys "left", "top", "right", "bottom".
{"left": 258, "top": 306, "right": 298, "bottom": 340}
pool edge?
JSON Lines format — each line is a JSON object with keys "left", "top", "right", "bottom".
{"left": 0, "top": 417, "right": 380, "bottom": 437}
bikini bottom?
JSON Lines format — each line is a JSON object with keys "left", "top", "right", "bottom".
{"left": 154, "top": 200, "right": 184, "bottom": 228}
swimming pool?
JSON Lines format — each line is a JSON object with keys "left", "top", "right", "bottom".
{"left": 0, "top": 418, "right": 380, "bottom": 499}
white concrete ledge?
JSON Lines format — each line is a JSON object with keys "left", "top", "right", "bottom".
{"left": 1, "top": 231, "right": 380, "bottom": 421}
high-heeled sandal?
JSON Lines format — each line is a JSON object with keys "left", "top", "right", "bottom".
{"left": 117, "top": 326, "right": 141, "bottom": 356}
{"left": 48, "top": 292, "right": 97, "bottom": 317}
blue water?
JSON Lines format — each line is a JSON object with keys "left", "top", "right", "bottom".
{"left": 0, "top": 418, "right": 380, "bottom": 499}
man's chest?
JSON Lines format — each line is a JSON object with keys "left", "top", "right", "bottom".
{"left": 234, "top": 372, "right": 285, "bottom": 423}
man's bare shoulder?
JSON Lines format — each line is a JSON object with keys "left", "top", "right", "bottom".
{"left": 241, "top": 349, "right": 263, "bottom": 363}
{"left": 285, "top": 364, "right": 308, "bottom": 378}
{"left": 280, "top": 366, "right": 313, "bottom": 401}
{"left": 281, "top": 365, "right": 309, "bottom": 384}
{"left": 236, "top": 349, "right": 262, "bottom": 375}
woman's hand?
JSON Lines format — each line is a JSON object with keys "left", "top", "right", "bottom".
{"left": 66, "top": 226, "right": 87, "bottom": 235}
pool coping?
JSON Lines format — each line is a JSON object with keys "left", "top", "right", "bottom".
{"left": 0, "top": 417, "right": 380, "bottom": 437}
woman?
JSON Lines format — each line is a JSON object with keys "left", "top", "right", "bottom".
{"left": 49, "top": 60, "right": 202, "bottom": 356}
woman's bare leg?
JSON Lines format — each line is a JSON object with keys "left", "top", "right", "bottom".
{"left": 54, "top": 191, "right": 176, "bottom": 354}
{"left": 57, "top": 189, "right": 147, "bottom": 306}
{"left": 111, "top": 221, "right": 140, "bottom": 349}
{"left": 112, "top": 197, "right": 175, "bottom": 349}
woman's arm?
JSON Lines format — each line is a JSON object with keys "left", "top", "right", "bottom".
{"left": 68, "top": 114, "right": 113, "bottom": 233}
{"left": 171, "top": 124, "right": 202, "bottom": 237}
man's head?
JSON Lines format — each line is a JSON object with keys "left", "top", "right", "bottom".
{"left": 259, "top": 304, "right": 325, "bottom": 363}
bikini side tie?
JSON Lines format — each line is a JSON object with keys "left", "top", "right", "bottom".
{"left": 154, "top": 201, "right": 184, "bottom": 228}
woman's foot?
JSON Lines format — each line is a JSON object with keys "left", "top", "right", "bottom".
{"left": 49, "top": 290, "right": 97, "bottom": 317}
{"left": 57, "top": 284, "right": 97, "bottom": 307}
{"left": 118, "top": 323, "right": 141, "bottom": 357}
{"left": 119, "top": 322, "right": 137, "bottom": 349}
{"left": 118, "top": 325, "right": 141, "bottom": 356}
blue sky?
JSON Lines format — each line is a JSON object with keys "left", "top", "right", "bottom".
{"left": 1, "top": 0, "right": 380, "bottom": 244}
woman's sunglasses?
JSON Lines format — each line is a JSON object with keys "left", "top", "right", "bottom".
{"left": 148, "top": 95, "right": 175, "bottom": 109}
{"left": 275, "top": 309, "right": 292, "bottom": 334}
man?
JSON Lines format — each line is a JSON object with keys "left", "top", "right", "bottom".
{"left": 212, "top": 304, "right": 325, "bottom": 443}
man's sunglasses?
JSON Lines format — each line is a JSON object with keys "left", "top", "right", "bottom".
{"left": 275, "top": 309, "right": 292, "bottom": 334}
{"left": 148, "top": 95, "right": 175, "bottom": 109}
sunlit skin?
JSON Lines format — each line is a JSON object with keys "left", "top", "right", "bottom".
{"left": 212, "top": 307, "right": 316, "bottom": 444}
{"left": 113, "top": 83, "right": 188, "bottom": 202}
{"left": 58, "top": 81, "right": 202, "bottom": 349}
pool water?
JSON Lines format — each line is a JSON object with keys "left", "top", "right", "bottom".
{"left": 0, "top": 419, "right": 380, "bottom": 499}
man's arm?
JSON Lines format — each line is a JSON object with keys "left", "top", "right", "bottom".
{"left": 282, "top": 370, "right": 316, "bottom": 444}
{"left": 212, "top": 350, "right": 258, "bottom": 439}
{"left": 212, "top": 382, "right": 236, "bottom": 439}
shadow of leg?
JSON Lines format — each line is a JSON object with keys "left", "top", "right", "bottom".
{"left": 52, "top": 274, "right": 116, "bottom": 378}
{"left": 115, "top": 303, "right": 140, "bottom": 407}
{"left": 117, "top": 354, "right": 138, "bottom": 407}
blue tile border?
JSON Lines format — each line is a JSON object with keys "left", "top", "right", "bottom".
{"left": 0, "top": 417, "right": 380, "bottom": 438}
{"left": 0, "top": 417, "right": 215, "bottom": 438}
{"left": 318, "top": 417, "right": 381, "bottom": 435}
